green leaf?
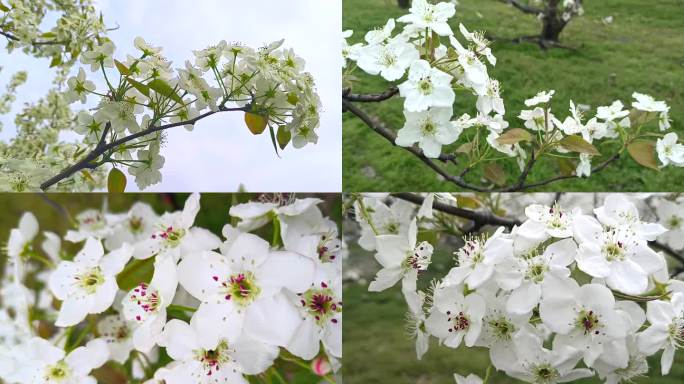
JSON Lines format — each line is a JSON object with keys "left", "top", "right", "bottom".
{"left": 0, "top": 1, "right": 9, "bottom": 12}
{"left": 49, "top": 55, "right": 62, "bottom": 68}
{"left": 116, "top": 258, "right": 155, "bottom": 291}
{"left": 286, "top": 92, "right": 299, "bottom": 106}
{"left": 483, "top": 163, "right": 506, "bottom": 186}
{"left": 455, "top": 142, "right": 473, "bottom": 154}
{"left": 556, "top": 157, "right": 576, "bottom": 176}
{"left": 40, "top": 31, "right": 56, "bottom": 39}
{"left": 114, "top": 59, "right": 130, "bottom": 76}
{"left": 268, "top": 125, "right": 280, "bottom": 157}
{"left": 558, "top": 135, "right": 600, "bottom": 156}
{"left": 126, "top": 77, "right": 149, "bottom": 97}
{"left": 497, "top": 128, "right": 533, "bottom": 145}
{"left": 276, "top": 125, "right": 291, "bottom": 150}
{"left": 627, "top": 140, "right": 659, "bottom": 170}
{"left": 417, "top": 230, "right": 438, "bottom": 244}
{"left": 148, "top": 78, "right": 183, "bottom": 104}
{"left": 107, "top": 168, "right": 127, "bottom": 192}
{"left": 456, "top": 196, "right": 481, "bottom": 209}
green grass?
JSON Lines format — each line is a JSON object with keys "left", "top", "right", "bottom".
{"left": 343, "top": 242, "right": 684, "bottom": 383}
{"left": 343, "top": 0, "right": 684, "bottom": 192}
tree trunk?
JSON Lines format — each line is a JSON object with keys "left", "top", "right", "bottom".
{"left": 539, "top": 0, "right": 567, "bottom": 44}
{"left": 397, "top": 0, "right": 411, "bottom": 9}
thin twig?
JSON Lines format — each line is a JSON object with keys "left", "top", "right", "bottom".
{"left": 501, "top": 0, "right": 543, "bottom": 15}
{"left": 40, "top": 105, "right": 248, "bottom": 190}
{"left": 342, "top": 87, "right": 399, "bottom": 103}
{"left": 344, "top": 98, "right": 623, "bottom": 192}
{"left": 394, "top": 192, "right": 521, "bottom": 228}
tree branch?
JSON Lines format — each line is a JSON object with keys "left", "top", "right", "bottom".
{"left": 39, "top": 105, "right": 248, "bottom": 190}
{"left": 501, "top": 0, "right": 543, "bottom": 15}
{"left": 394, "top": 192, "right": 522, "bottom": 228}
{"left": 0, "top": 29, "right": 68, "bottom": 46}
{"left": 344, "top": 97, "right": 626, "bottom": 192}
{"left": 342, "top": 87, "right": 399, "bottom": 103}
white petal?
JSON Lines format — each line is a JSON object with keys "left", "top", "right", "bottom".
{"left": 151, "top": 255, "right": 179, "bottom": 304}
{"left": 374, "top": 235, "right": 409, "bottom": 268}
{"left": 90, "top": 277, "right": 118, "bottom": 313}
{"left": 66, "top": 338, "right": 109, "bottom": 375}
{"left": 285, "top": 316, "right": 319, "bottom": 360}
{"left": 55, "top": 296, "right": 93, "bottom": 327}
{"left": 257, "top": 251, "right": 315, "bottom": 296}
{"left": 368, "top": 266, "right": 403, "bottom": 292}
{"left": 507, "top": 282, "right": 541, "bottom": 315}
{"left": 233, "top": 335, "right": 279, "bottom": 375}
{"left": 222, "top": 232, "right": 270, "bottom": 269}
{"left": 75, "top": 238, "right": 105, "bottom": 267}
{"left": 19, "top": 212, "right": 39, "bottom": 240}
{"left": 606, "top": 260, "right": 647, "bottom": 295}
{"left": 244, "top": 293, "right": 301, "bottom": 346}
{"left": 159, "top": 319, "right": 198, "bottom": 361}
{"left": 180, "top": 227, "right": 221, "bottom": 255}
{"left": 177, "top": 251, "right": 227, "bottom": 301}
{"left": 190, "top": 302, "right": 242, "bottom": 348}
{"left": 180, "top": 193, "right": 201, "bottom": 229}
{"left": 100, "top": 243, "right": 133, "bottom": 275}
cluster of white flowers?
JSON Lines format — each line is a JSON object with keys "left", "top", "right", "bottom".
{"left": 342, "top": 1, "right": 677, "bottom": 181}
{"left": 59, "top": 37, "right": 321, "bottom": 190}
{"left": 530, "top": 0, "right": 584, "bottom": 22}
{"left": 354, "top": 193, "right": 684, "bottom": 383}
{"left": 0, "top": 193, "right": 341, "bottom": 383}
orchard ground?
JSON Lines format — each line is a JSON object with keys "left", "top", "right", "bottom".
{"left": 343, "top": 241, "right": 684, "bottom": 384}
{"left": 343, "top": 0, "right": 684, "bottom": 192}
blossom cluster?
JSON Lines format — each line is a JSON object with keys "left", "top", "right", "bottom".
{"left": 342, "top": 0, "right": 678, "bottom": 179}
{"left": 353, "top": 193, "right": 684, "bottom": 383}
{"left": 530, "top": 0, "right": 584, "bottom": 22}
{"left": 0, "top": 193, "right": 341, "bottom": 383}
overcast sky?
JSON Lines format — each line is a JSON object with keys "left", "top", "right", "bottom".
{"left": 0, "top": 0, "right": 341, "bottom": 192}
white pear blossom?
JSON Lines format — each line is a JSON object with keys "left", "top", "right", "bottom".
{"left": 398, "top": 60, "right": 455, "bottom": 112}
{"left": 444, "top": 228, "right": 513, "bottom": 289}
{"left": 356, "top": 38, "right": 420, "bottom": 81}
{"left": 656, "top": 132, "right": 684, "bottom": 167}
{"left": 525, "top": 90, "right": 555, "bottom": 107}
{"left": 395, "top": 107, "right": 460, "bottom": 158}
{"left": 48, "top": 238, "right": 133, "bottom": 326}
{"left": 425, "top": 284, "right": 485, "bottom": 348}
{"left": 637, "top": 292, "right": 684, "bottom": 375}
{"left": 397, "top": 0, "right": 456, "bottom": 36}
{"left": 368, "top": 218, "right": 433, "bottom": 293}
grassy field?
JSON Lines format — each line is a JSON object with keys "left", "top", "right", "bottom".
{"left": 342, "top": 241, "right": 684, "bottom": 384}
{"left": 342, "top": 0, "right": 684, "bottom": 192}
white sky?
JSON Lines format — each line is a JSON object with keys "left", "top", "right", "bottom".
{"left": 0, "top": 0, "right": 342, "bottom": 192}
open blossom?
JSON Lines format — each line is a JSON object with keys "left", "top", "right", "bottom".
{"left": 656, "top": 132, "right": 684, "bottom": 167}
{"left": 596, "top": 100, "right": 629, "bottom": 122}
{"left": 525, "top": 90, "right": 555, "bottom": 107}
{"left": 656, "top": 199, "right": 684, "bottom": 250}
{"left": 48, "top": 238, "right": 133, "bottom": 326}
{"left": 637, "top": 292, "right": 684, "bottom": 375}
{"left": 593, "top": 194, "right": 667, "bottom": 241}
{"left": 425, "top": 283, "right": 485, "bottom": 348}
{"left": 522, "top": 203, "right": 577, "bottom": 238}
{"left": 354, "top": 197, "right": 415, "bottom": 251}
{"left": 177, "top": 232, "right": 315, "bottom": 348}
{"left": 395, "top": 107, "right": 460, "bottom": 158}
{"left": 495, "top": 238, "right": 576, "bottom": 315}
{"left": 65, "top": 68, "right": 96, "bottom": 104}
{"left": 459, "top": 23, "right": 496, "bottom": 65}
{"left": 133, "top": 193, "right": 220, "bottom": 261}
{"left": 98, "top": 314, "right": 136, "bottom": 363}
{"left": 454, "top": 373, "right": 483, "bottom": 384}
{"left": 7, "top": 212, "right": 38, "bottom": 281}
{"left": 80, "top": 41, "right": 115, "bottom": 71}
{"left": 356, "top": 37, "right": 419, "bottom": 81}
{"left": 121, "top": 255, "right": 178, "bottom": 352}
{"left": 632, "top": 92, "right": 668, "bottom": 112}
{"left": 368, "top": 218, "right": 433, "bottom": 292}
{"left": 14, "top": 338, "right": 109, "bottom": 384}
{"left": 540, "top": 280, "right": 627, "bottom": 367}
{"left": 397, "top": 0, "right": 456, "bottom": 36}
{"left": 507, "top": 328, "right": 593, "bottom": 383}
{"left": 159, "top": 319, "right": 278, "bottom": 384}
{"left": 573, "top": 214, "right": 663, "bottom": 294}
{"left": 444, "top": 227, "right": 513, "bottom": 289}
{"left": 285, "top": 263, "right": 342, "bottom": 359}
{"left": 398, "top": 60, "right": 455, "bottom": 112}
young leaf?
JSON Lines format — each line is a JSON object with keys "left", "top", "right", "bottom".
{"left": 497, "top": 128, "right": 533, "bottom": 145}
{"left": 558, "top": 135, "right": 600, "bottom": 156}
{"left": 148, "top": 79, "right": 183, "bottom": 104}
{"left": 277, "top": 125, "right": 291, "bottom": 150}
{"left": 627, "top": 140, "right": 659, "bottom": 170}
{"left": 40, "top": 31, "right": 56, "bottom": 39}
{"left": 114, "top": 60, "right": 130, "bottom": 76}
{"left": 49, "top": 55, "right": 62, "bottom": 68}
{"left": 107, "top": 168, "right": 127, "bottom": 192}
{"left": 126, "top": 77, "right": 149, "bottom": 97}
{"left": 455, "top": 142, "right": 473, "bottom": 154}
{"left": 456, "top": 196, "right": 481, "bottom": 209}
{"left": 0, "top": 1, "right": 9, "bottom": 12}
{"left": 268, "top": 125, "right": 280, "bottom": 157}
{"left": 244, "top": 112, "right": 268, "bottom": 135}
{"left": 556, "top": 157, "right": 576, "bottom": 176}
{"left": 483, "top": 163, "right": 506, "bottom": 186}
